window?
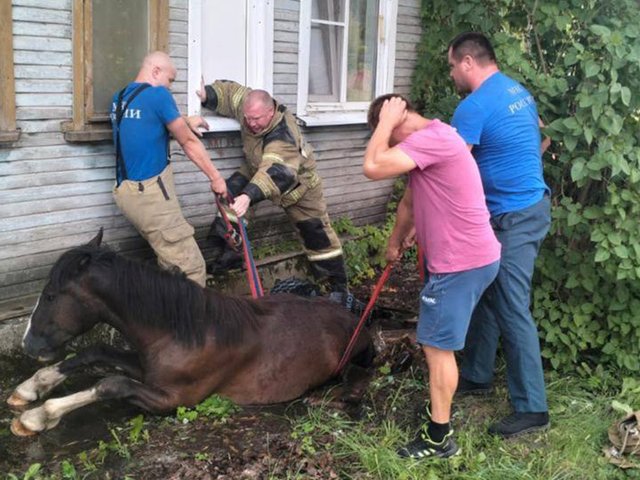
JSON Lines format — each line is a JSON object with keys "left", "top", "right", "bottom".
{"left": 62, "top": 0, "right": 168, "bottom": 142}
{"left": 297, "top": 0, "right": 397, "bottom": 126}
{"left": 187, "top": 0, "right": 273, "bottom": 131}
{"left": 0, "top": 0, "right": 20, "bottom": 143}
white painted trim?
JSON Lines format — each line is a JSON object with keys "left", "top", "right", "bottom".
{"left": 297, "top": 111, "right": 367, "bottom": 127}
{"left": 377, "top": 0, "right": 398, "bottom": 94}
{"left": 296, "top": 0, "right": 399, "bottom": 126}
{"left": 296, "top": 0, "right": 312, "bottom": 118}
{"left": 187, "top": 0, "right": 202, "bottom": 116}
{"left": 197, "top": 116, "right": 241, "bottom": 133}
{"left": 187, "top": 0, "right": 274, "bottom": 115}
{"left": 246, "top": 0, "right": 274, "bottom": 91}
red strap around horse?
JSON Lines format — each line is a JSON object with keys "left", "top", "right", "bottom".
{"left": 214, "top": 194, "right": 264, "bottom": 298}
{"left": 332, "top": 261, "right": 395, "bottom": 377}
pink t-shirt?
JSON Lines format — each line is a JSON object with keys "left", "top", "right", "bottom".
{"left": 398, "top": 119, "right": 501, "bottom": 274}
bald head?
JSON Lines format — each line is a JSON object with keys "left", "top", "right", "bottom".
{"left": 242, "top": 89, "right": 275, "bottom": 133}
{"left": 244, "top": 90, "right": 274, "bottom": 110}
{"left": 136, "top": 51, "right": 176, "bottom": 88}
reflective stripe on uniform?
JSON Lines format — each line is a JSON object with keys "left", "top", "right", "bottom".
{"left": 251, "top": 174, "right": 273, "bottom": 197}
{"left": 232, "top": 88, "right": 246, "bottom": 111}
{"left": 263, "top": 152, "right": 285, "bottom": 164}
{"left": 307, "top": 248, "right": 343, "bottom": 261}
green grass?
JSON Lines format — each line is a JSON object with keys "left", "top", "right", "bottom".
{"left": 284, "top": 367, "right": 640, "bottom": 480}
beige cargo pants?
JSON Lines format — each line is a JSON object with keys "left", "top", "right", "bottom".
{"left": 113, "top": 164, "right": 206, "bottom": 287}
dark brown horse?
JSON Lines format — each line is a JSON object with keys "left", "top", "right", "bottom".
{"left": 8, "top": 230, "right": 373, "bottom": 436}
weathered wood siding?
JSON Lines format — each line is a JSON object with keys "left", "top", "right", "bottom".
{"left": 0, "top": 0, "right": 421, "bottom": 321}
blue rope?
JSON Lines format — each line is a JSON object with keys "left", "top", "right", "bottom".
{"left": 238, "top": 218, "right": 264, "bottom": 297}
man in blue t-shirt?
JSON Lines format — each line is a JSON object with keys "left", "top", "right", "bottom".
{"left": 447, "top": 32, "right": 551, "bottom": 438}
{"left": 111, "top": 51, "right": 227, "bottom": 287}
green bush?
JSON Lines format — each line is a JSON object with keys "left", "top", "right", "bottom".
{"left": 413, "top": 0, "right": 640, "bottom": 372}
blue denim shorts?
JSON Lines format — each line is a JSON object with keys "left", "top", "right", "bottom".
{"left": 416, "top": 260, "right": 500, "bottom": 351}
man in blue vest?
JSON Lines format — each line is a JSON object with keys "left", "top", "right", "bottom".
{"left": 447, "top": 32, "right": 551, "bottom": 438}
{"left": 111, "top": 51, "right": 227, "bottom": 287}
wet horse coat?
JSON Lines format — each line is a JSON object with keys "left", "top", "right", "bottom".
{"left": 8, "top": 230, "right": 372, "bottom": 435}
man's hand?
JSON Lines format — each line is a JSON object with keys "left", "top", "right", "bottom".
{"left": 196, "top": 76, "right": 206, "bottom": 103}
{"left": 385, "top": 244, "right": 403, "bottom": 264}
{"left": 379, "top": 97, "right": 408, "bottom": 130}
{"left": 230, "top": 193, "right": 251, "bottom": 217}
{"left": 401, "top": 228, "right": 416, "bottom": 250}
{"left": 210, "top": 177, "right": 227, "bottom": 196}
{"left": 186, "top": 115, "right": 209, "bottom": 137}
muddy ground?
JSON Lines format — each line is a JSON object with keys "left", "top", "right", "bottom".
{"left": 0, "top": 261, "right": 473, "bottom": 479}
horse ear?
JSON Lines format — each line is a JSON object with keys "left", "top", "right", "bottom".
{"left": 78, "top": 254, "right": 92, "bottom": 271}
{"left": 87, "top": 228, "right": 104, "bottom": 247}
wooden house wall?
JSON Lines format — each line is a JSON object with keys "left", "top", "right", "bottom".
{"left": 0, "top": 0, "right": 420, "bottom": 321}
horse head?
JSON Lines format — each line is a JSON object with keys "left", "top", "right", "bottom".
{"left": 23, "top": 229, "right": 105, "bottom": 362}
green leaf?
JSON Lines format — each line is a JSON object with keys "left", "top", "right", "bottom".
{"left": 584, "top": 60, "right": 600, "bottom": 78}
{"left": 567, "top": 211, "right": 581, "bottom": 226}
{"left": 23, "top": 464, "right": 42, "bottom": 480}
{"left": 563, "top": 117, "right": 579, "bottom": 130}
{"left": 614, "top": 245, "right": 629, "bottom": 259}
{"left": 590, "top": 24, "right": 612, "bottom": 37}
{"left": 570, "top": 158, "right": 585, "bottom": 181}
{"left": 621, "top": 86, "right": 631, "bottom": 106}
{"left": 564, "top": 135, "right": 578, "bottom": 152}
{"left": 608, "top": 232, "right": 622, "bottom": 245}
{"left": 563, "top": 50, "right": 579, "bottom": 66}
{"left": 594, "top": 249, "right": 610, "bottom": 262}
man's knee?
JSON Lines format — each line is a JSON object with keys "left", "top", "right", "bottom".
{"left": 295, "top": 218, "right": 333, "bottom": 251}
{"left": 151, "top": 224, "right": 205, "bottom": 286}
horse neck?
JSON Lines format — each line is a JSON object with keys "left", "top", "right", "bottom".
{"left": 89, "top": 256, "right": 209, "bottom": 350}
{"left": 88, "top": 265, "right": 165, "bottom": 350}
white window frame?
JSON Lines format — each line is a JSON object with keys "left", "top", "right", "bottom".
{"left": 187, "top": 0, "right": 274, "bottom": 131}
{"left": 297, "top": 0, "right": 397, "bottom": 126}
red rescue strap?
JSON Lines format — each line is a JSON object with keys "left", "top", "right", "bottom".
{"left": 332, "top": 261, "right": 394, "bottom": 377}
{"left": 214, "top": 194, "right": 264, "bottom": 298}
{"left": 214, "top": 194, "right": 242, "bottom": 252}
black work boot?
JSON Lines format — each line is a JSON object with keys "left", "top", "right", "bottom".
{"left": 488, "top": 412, "right": 550, "bottom": 438}
{"left": 207, "top": 246, "right": 243, "bottom": 273}
{"left": 455, "top": 377, "right": 493, "bottom": 396}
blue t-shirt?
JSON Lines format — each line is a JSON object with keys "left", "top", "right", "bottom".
{"left": 451, "top": 72, "right": 549, "bottom": 215}
{"left": 110, "top": 83, "right": 181, "bottom": 183}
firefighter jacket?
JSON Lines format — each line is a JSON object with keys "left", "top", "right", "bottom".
{"left": 202, "top": 80, "right": 320, "bottom": 208}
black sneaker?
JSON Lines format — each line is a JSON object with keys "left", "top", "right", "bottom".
{"left": 456, "top": 377, "right": 493, "bottom": 396}
{"left": 397, "top": 430, "right": 460, "bottom": 459}
{"left": 488, "top": 412, "right": 550, "bottom": 438}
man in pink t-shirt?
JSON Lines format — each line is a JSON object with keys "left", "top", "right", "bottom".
{"left": 364, "top": 94, "right": 501, "bottom": 459}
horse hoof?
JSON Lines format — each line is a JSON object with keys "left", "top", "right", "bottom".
{"left": 10, "top": 418, "right": 38, "bottom": 437}
{"left": 7, "top": 392, "right": 30, "bottom": 408}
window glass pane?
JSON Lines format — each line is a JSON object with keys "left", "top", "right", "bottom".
{"left": 311, "top": 0, "right": 345, "bottom": 23}
{"left": 347, "top": 0, "right": 378, "bottom": 101}
{"left": 92, "top": 0, "right": 148, "bottom": 116}
{"left": 309, "top": 22, "right": 343, "bottom": 102}
{"left": 201, "top": 0, "right": 246, "bottom": 85}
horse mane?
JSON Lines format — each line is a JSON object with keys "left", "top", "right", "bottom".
{"left": 49, "top": 244, "right": 266, "bottom": 347}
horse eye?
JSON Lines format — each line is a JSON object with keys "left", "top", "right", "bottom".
{"left": 45, "top": 294, "right": 55, "bottom": 302}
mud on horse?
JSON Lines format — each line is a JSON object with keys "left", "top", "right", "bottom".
{"left": 7, "top": 229, "right": 373, "bottom": 436}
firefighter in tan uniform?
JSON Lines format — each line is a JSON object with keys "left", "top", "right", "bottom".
{"left": 191, "top": 80, "right": 349, "bottom": 294}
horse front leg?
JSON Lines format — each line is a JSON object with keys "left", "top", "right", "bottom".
{"left": 11, "top": 374, "right": 176, "bottom": 437}
{"left": 7, "top": 344, "right": 142, "bottom": 408}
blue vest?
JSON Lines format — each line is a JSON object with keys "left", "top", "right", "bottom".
{"left": 451, "top": 72, "right": 549, "bottom": 215}
{"left": 110, "top": 83, "right": 180, "bottom": 184}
